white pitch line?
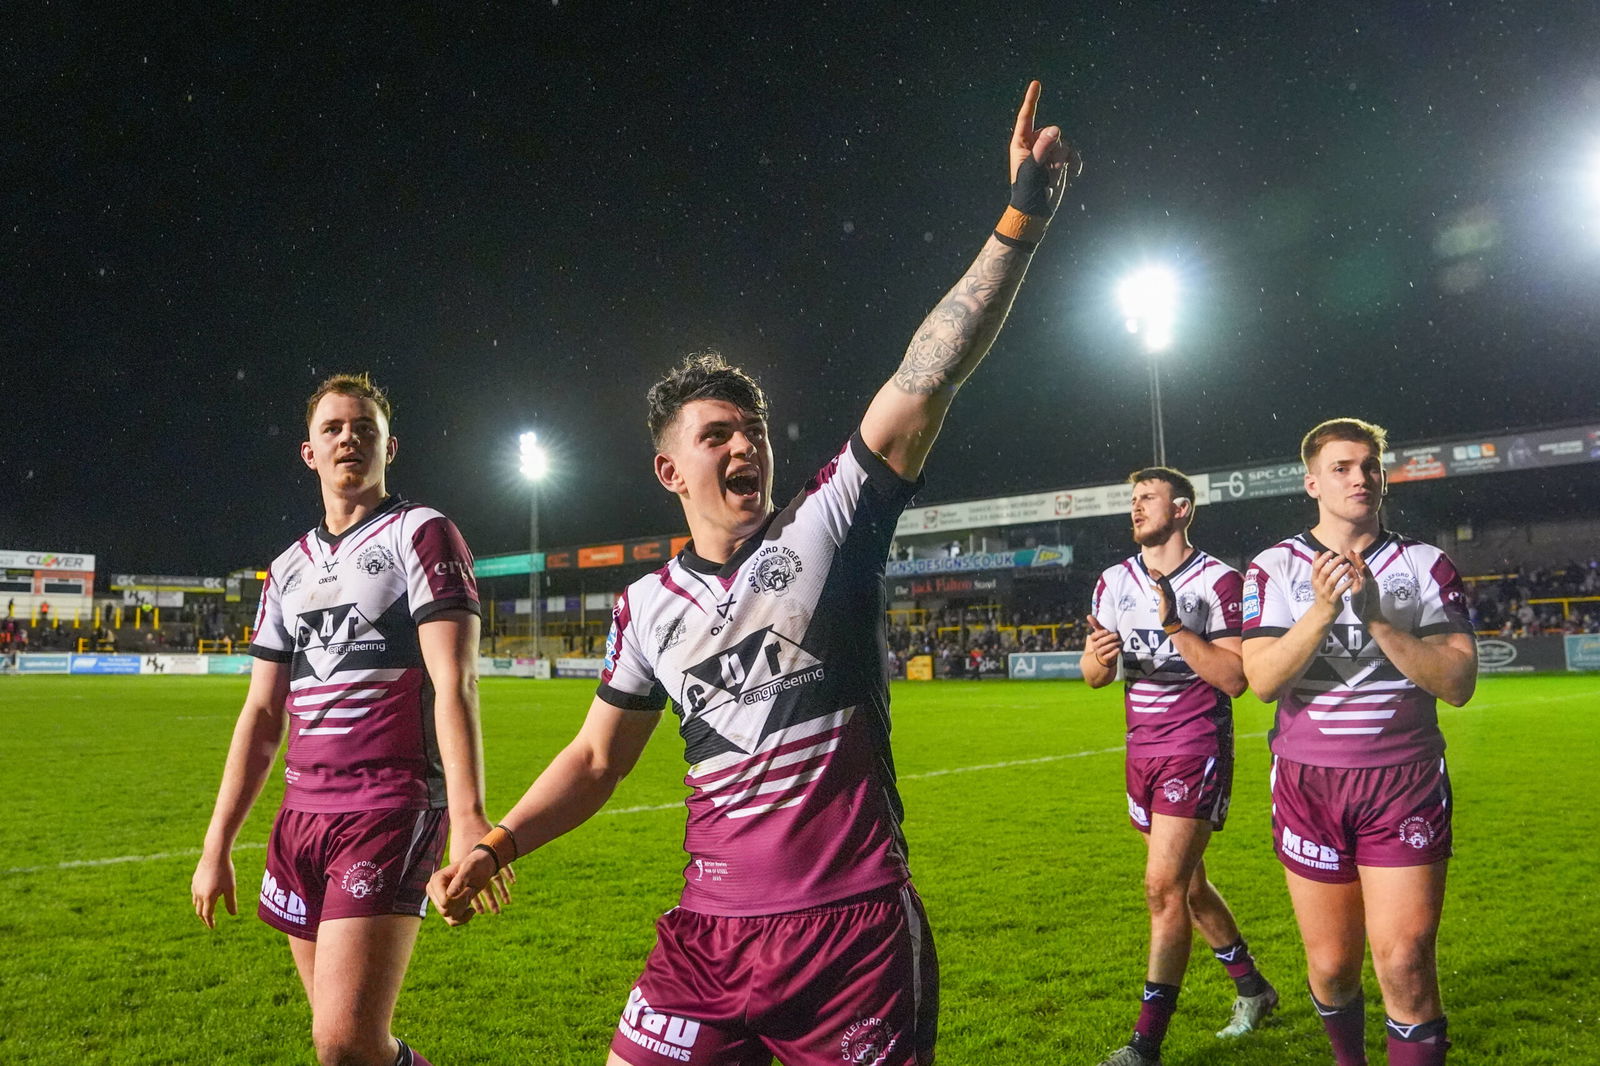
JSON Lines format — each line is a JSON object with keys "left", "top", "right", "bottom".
{"left": 6, "top": 685, "right": 1590, "bottom": 876}
{"left": 5, "top": 842, "right": 266, "bottom": 876}
{"left": 600, "top": 740, "right": 1149, "bottom": 816}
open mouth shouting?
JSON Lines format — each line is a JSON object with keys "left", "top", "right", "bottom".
{"left": 725, "top": 465, "right": 762, "bottom": 501}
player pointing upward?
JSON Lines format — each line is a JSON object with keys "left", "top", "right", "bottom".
{"left": 1241, "top": 418, "right": 1476, "bottom": 1066}
{"left": 1081, "top": 467, "right": 1277, "bottom": 1066}
{"left": 428, "top": 81, "right": 1079, "bottom": 1065}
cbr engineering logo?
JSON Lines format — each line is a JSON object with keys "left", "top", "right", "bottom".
{"left": 294, "top": 603, "right": 387, "bottom": 679}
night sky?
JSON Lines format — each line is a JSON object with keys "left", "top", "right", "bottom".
{"left": 9, "top": 3, "right": 1600, "bottom": 577}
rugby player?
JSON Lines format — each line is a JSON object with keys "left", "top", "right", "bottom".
{"left": 427, "top": 81, "right": 1079, "bottom": 1066}
{"left": 1240, "top": 418, "right": 1476, "bottom": 1066}
{"left": 191, "top": 373, "right": 511, "bottom": 1066}
{"left": 1080, "top": 467, "right": 1277, "bottom": 1066}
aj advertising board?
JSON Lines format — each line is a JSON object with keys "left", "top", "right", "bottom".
{"left": 1006, "top": 652, "right": 1084, "bottom": 680}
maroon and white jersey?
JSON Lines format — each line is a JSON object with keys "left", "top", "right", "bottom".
{"left": 1242, "top": 529, "right": 1472, "bottom": 768}
{"left": 1090, "top": 549, "right": 1242, "bottom": 758}
{"left": 598, "top": 434, "right": 920, "bottom": 917}
{"left": 250, "top": 495, "right": 480, "bottom": 812}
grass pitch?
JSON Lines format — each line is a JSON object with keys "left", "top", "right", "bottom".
{"left": 0, "top": 674, "right": 1595, "bottom": 1064}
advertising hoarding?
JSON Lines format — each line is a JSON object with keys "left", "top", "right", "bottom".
{"left": 140, "top": 654, "right": 209, "bottom": 675}
{"left": 69, "top": 654, "right": 143, "bottom": 675}
{"left": 1564, "top": 634, "right": 1600, "bottom": 672}
{"left": 17, "top": 654, "right": 71, "bottom": 674}
{"left": 1474, "top": 637, "right": 1566, "bottom": 674}
{"left": 554, "top": 657, "right": 604, "bottom": 679}
{"left": 1006, "top": 652, "right": 1085, "bottom": 680}
{"left": 886, "top": 546, "right": 1071, "bottom": 578}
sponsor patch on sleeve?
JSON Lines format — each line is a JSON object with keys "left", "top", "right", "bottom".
{"left": 1242, "top": 569, "right": 1263, "bottom": 623}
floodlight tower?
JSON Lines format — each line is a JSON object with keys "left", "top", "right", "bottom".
{"left": 1117, "top": 266, "right": 1178, "bottom": 468}
{"left": 519, "top": 431, "right": 550, "bottom": 655}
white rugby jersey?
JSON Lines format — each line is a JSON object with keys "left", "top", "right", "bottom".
{"left": 1091, "top": 549, "right": 1241, "bottom": 758}
{"left": 1242, "top": 529, "right": 1472, "bottom": 768}
{"left": 597, "top": 434, "right": 921, "bottom": 917}
{"left": 250, "top": 496, "right": 480, "bottom": 812}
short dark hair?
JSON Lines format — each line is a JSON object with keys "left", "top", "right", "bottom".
{"left": 1127, "top": 466, "right": 1196, "bottom": 505}
{"left": 1300, "top": 417, "right": 1387, "bottom": 469}
{"left": 305, "top": 371, "right": 393, "bottom": 428}
{"left": 646, "top": 350, "right": 769, "bottom": 450}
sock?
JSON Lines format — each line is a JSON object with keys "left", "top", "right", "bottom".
{"left": 1211, "top": 938, "right": 1269, "bottom": 997}
{"left": 1311, "top": 989, "right": 1367, "bottom": 1066}
{"left": 1130, "top": 981, "right": 1180, "bottom": 1058}
{"left": 393, "top": 1039, "right": 433, "bottom": 1066}
{"left": 1386, "top": 1016, "right": 1449, "bottom": 1065}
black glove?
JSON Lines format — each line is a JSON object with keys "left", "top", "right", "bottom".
{"left": 1154, "top": 573, "right": 1181, "bottom": 632}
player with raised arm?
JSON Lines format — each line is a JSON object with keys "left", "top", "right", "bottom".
{"left": 191, "top": 373, "right": 511, "bottom": 1066}
{"left": 1240, "top": 419, "right": 1476, "bottom": 1066}
{"left": 1080, "top": 468, "right": 1277, "bottom": 1066}
{"left": 427, "top": 81, "right": 1078, "bottom": 1066}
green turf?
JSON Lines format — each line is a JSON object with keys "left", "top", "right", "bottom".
{"left": 0, "top": 674, "right": 1595, "bottom": 1064}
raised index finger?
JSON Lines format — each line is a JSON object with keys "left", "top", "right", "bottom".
{"left": 1013, "top": 80, "right": 1041, "bottom": 147}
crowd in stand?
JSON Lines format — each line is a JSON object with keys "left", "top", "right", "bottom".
{"left": 886, "top": 604, "right": 1088, "bottom": 679}
{"left": 6, "top": 561, "right": 1599, "bottom": 673}
{"left": 0, "top": 599, "right": 244, "bottom": 658}
{"left": 877, "top": 560, "right": 1600, "bottom": 680}
{"left": 1463, "top": 561, "right": 1600, "bottom": 637}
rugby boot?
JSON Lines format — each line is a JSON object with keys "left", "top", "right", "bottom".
{"left": 1095, "top": 1046, "right": 1161, "bottom": 1066}
{"left": 1216, "top": 983, "right": 1279, "bottom": 1038}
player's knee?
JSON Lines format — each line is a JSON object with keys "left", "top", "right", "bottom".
{"left": 1305, "top": 953, "right": 1363, "bottom": 999}
{"left": 1144, "top": 874, "right": 1188, "bottom": 920}
{"left": 1184, "top": 880, "right": 1217, "bottom": 916}
{"left": 1372, "top": 936, "right": 1437, "bottom": 993}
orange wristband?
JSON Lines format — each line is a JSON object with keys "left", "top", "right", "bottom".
{"left": 476, "top": 824, "right": 518, "bottom": 870}
{"left": 994, "top": 205, "right": 1049, "bottom": 248}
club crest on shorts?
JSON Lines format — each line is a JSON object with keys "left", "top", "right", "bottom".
{"left": 355, "top": 544, "right": 397, "bottom": 575}
{"left": 840, "top": 1017, "right": 895, "bottom": 1064}
{"left": 1161, "top": 776, "right": 1190, "bottom": 803}
{"left": 340, "top": 860, "right": 387, "bottom": 899}
{"left": 1382, "top": 573, "right": 1419, "bottom": 602}
{"left": 1398, "top": 816, "right": 1435, "bottom": 849}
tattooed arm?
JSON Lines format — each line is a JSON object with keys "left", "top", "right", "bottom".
{"left": 860, "top": 81, "right": 1078, "bottom": 480}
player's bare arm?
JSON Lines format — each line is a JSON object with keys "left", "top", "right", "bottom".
{"left": 1172, "top": 633, "right": 1247, "bottom": 698}
{"left": 418, "top": 609, "right": 514, "bottom": 914}
{"left": 860, "top": 80, "right": 1079, "bottom": 479}
{"left": 191, "top": 658, "right": 291, "bottom": 927}
{"left": 1150, "top": 570, "right": 1248, "bottom": 698}
{"left": 1080, "top": 616, "right": 1122, "bottom": 688}
{"left": 1241, "top": 550, "right": 1357, "bottom": 701}
{"left": 428, "top": 695, "right": 660, "bottom": 926}
{"left": 1346, "top": 553, "right": 1478, "bottom": 706}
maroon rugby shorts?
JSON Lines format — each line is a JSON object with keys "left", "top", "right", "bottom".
{"left": 610, "top": 881, "right": 938, "bottom": 1066}
{"left": 257, "top": 806, "right": 447, "bottom": 939}
{"left": 1126, "top": 752, "right": 1232, "bottom": 833}
{"left": 1271, "top": 755, "right": 1453, "bottom": 884}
